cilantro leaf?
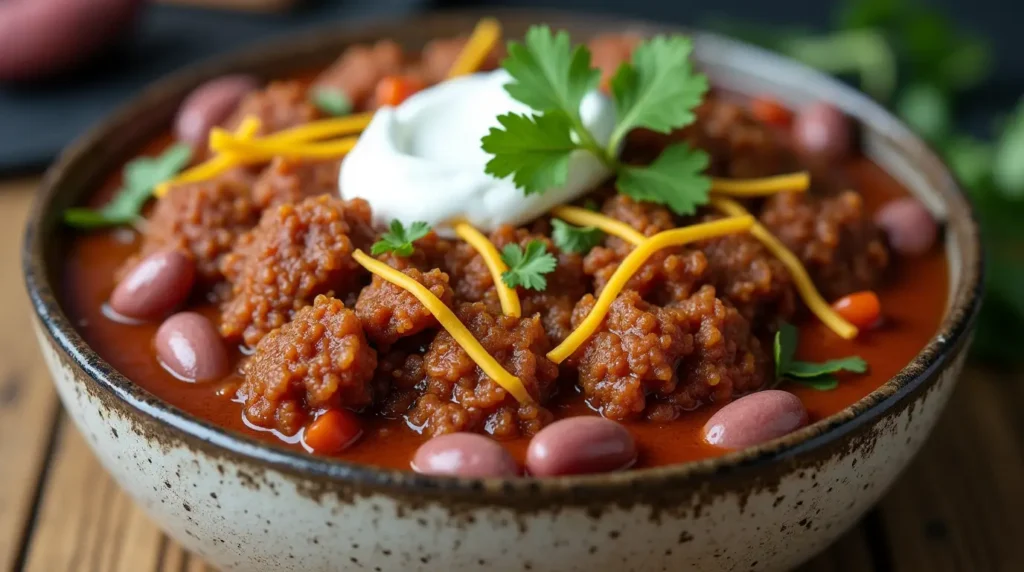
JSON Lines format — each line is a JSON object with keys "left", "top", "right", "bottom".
{"left": 616, "top": 144, "right": 710, "bottom": 215}
{"left": 551, "top": 219, "right": 604, "bottom": 254}
{"left": 993, "top": 99, "right": 1024, "bottom": 197}
{"left": 311, "top": 87, "right": 353, "bottom": 117}
{"left": 500, "top": 240, "right": 557, "bottom": 291}
{"left": 609, "top": 35, "right": 709, "bottom": 146}
{"left": 502, "top": 25, "right": 600, "bottom": 117}
{"left": 481, "top": 111, "right": 580, "bottom": 194}
{"left": 64, "top": 144, "right": 192, "bottom": 229}
{"left": 370, "top": 220, "right": 431, "bottom": 257}
{"left": 773, "top": 321, "right": 866, "bottom": 391}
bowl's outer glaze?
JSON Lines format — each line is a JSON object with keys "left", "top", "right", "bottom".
{"left": 24, "top": 10, "right": 981, "bottom": 572}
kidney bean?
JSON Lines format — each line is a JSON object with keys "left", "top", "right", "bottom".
{"left": 874, "top": 197, "right": 938, "bottom": 256}
{"left": 175, "top": 75, "right": 260, "bottom": 145}
{"left": 155, "top": 312, "right": 230, "bottom": 383}
{"left": 0, "top": 0, "right": 142, "bottom": 82}
{"left": 703, "top": 390, "right": 809, "bottom": 450}
{"left": 411, "top": 433, "right": 518, "bottom": 478}
{"left": 526, "top": 417, "right": 637, "bottom": 477}
{"left": 793, "top": 102, "right": 851, "bottom": 160}
{"left": 109, "top": 250, "right": 195, "bottom": 320}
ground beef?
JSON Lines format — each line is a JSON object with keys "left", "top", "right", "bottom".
{"left": 126, "top": 175, "right": 260, "bottom": 284}
{"left": 239, "top": 295, "right": 377, "bottom": 436}
{"left": 699, "top": 225, "right": 798, "bottom": 326}
{"left": 313, "top": 40, "right": 405, "bottom": 110}
{"left": 374, "top": 232, "right": 453, "bottom": 273}
{"left": 374, "top": 342, "right": 428, "bottom": 419}
{"left": 226, "top": 81, "right": 320, "bottom": 136}
{"left": 407, "top": 302, "right": 558, "bottom": 438}
{"left": 252, "top": 157, "right": 340, "bottom": 209}
{"left": 490, "top": 225, "right": 587, "bottom": 343}
{"left": 418, "top": 36, "right": 504, "bottom": 84}
{"left": 588, "top": 33, "right": 642, "bottom": 89}
{"left": 219, "top": 195, "right": 364, "bottom": 347}
{"left": 440, "top": 240, "right": 498, "bottom": 307}
{"left": 624, "top": 97, "right": 795, "bottom": 178}
{"left": 354, "top": 267, "right": 454, "bottom": 347}
{"left": 583, "top": 195, "right": 707, "bottom": 304}
{"left": 572, "top": 286, "right": 768, "bottom": 421}
{"left": 759, "top": 191, "right": 889, "bottom": 300}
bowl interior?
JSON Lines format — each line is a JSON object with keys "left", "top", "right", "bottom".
{"left": 23, "top": 9, "right": 982, "bottom": 492}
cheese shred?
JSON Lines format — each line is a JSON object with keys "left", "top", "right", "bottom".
{"left": 547, "top": 216, "right": 756, "bottom": 364}
{"left": 447, "top": 18, "right": 503, "bottom": 78}
{"left": 710, "top": 172, "right": 810, "bottom": 196}
{"left": 710, "top": 197, "right": 858, "bottom": 340}
{"left": 263, "top": 112, "right": 374, "bottom": 144}
{"left": 550, "top": 205, "right": 647, "bottom": 246}
{"left": 209, "top": 131, "right": 359, "bottom": 160}
{"left": 452, "top": 221, "right": 522, "bottom": 318}
{"left": 154, "top": 117, "right": 262, "bottom": 198}
{"left": 352, "top": 249, "right": 532, "bottom": 403}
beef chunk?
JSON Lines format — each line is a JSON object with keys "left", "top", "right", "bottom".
{"left": 239, "top": 295, "right": 377, "bottom": 436}
{"left": 355, "top": 267, "right": 454, "bottom": 347}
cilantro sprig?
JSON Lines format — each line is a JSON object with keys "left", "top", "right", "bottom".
{"left": 371, "top": 220, "right": 431, "bottom": 257}
{"left": 482, "top": 26, "right": 711, "bottom": 215}
{"left": 63, "top": 144, "right": 192, "bottom": 229}
{"left": 311, "top": 87, "right": 353, "bottom": 117}
{"left": 551, "top": 219, "right": 604, "bottom": 254}
{"left": 500, "top": 240, "right": 557, "bottom": 291}
{"left": 774, "top": 322, "right": 868, "bottom": 391}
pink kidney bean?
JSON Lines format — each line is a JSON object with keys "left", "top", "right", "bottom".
{"left": 175, "top": 75, "right": 260, "bottom": 145}
{"left": 155, "top": 312, "right": 230, "bottom": 383}
{"left": 526, "top": 417, "right": 637, "bottom": 477}
{"left": 109, "top": 250, "right": 196, "bottom": 321}
{"left": 703, "top": 390, "right": 809, "bottom": 450}
{"left": 793, "top": 102, "right": 852, "bottom": 160}
{"left": 411, "top": 433, "right": 518, "bottom": 477}
{"left": 874, "top": 197, "right": 939, "bottom": 256}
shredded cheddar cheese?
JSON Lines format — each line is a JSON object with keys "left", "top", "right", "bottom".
{"left": 452, "top": 221, "right": 522, "bottom": 318}
{"left": 710, "top": 172, "right": 810, "bottom": 196}
{"left": 262, "top": 112, "right": 374, "bottom": 145}
{"left": 352, "top": 249, "right": 532, "bottom": 403}
{"left": 155, "top": 117, "right": 262, "bottom": 198}
{"left": 447, "top": 18, "right": 503, "bottom": 78}
{"left": 550, "top": 205, "right": 647, "bottom": 246}
{"left": 547, "top": 216, "right": 755, "bottom": 364}
{"left": 710, "top": 197, "right": 858, "bottom": 340}
{"left": 209, "top": 131, "right": 359, "bottom": 160}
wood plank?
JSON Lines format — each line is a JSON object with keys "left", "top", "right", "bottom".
{"left": 877, "top": 367, "right": 1024, "bottom": 572}
{"left": 0, "top": 178, "right": 62, "bottom": 571}
{"left": 797, "top": 519, "right": 876, "bottom": 572}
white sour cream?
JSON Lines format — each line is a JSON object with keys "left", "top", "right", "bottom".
{"left": 338, "top": 70, "right": 617, "bottom": 236}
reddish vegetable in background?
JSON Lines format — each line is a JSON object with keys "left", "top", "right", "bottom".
{"left": 0, "top": 0, "right": 142, "bottom": 82}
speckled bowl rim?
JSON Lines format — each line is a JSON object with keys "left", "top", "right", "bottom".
{"left": 23, "top": 8, "right": 983, "bottom": 499}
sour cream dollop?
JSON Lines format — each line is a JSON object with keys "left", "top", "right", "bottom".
{"left": 338, "top": 70, "right": 617, "bottom": 235}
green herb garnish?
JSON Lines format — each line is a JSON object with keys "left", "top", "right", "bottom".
{"left": 774, "top": 322, "right": 867, "bottom": 390}
{"left": 370, "top": 220, "right": 431, "bottom": 257}
{"left": 500, "top": 240, "right": 557, "bottom": 291}
{"left": 311, "top": 87, "right": 353, "bottom": 117}
{"left": 481, "top": 26, "right": 710, "bottom": 215}
{"left": 551, "top": 218, "right": 604, "bottom": 254}
{"left": 63, "top": 144, "right": 192, "bottom": 229}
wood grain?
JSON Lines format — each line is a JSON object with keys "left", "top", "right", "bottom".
{"left": 0, "top": 178, "right": 61, "bottom": 572}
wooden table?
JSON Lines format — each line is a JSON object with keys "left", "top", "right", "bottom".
{"left": 0, "top": 176, "right": 1020, "bottom": 571}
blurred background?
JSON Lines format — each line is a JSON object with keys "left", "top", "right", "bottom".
{"left": 2, "top": 0, "right": 1020, "bottom": 365}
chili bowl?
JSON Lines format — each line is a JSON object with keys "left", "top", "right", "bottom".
{"left": 23, "top": 9, "right": 982, "bottom": 572}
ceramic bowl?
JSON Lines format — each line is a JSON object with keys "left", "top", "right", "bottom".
{"left": 23, "top": 10, "right": 982, "bottom": 572}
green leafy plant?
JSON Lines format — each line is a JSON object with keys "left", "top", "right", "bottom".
{"left": 775, "top": 323, "right": 867, "bottom": 390}
{"left": 551, "top": 219, "right": 604, "bottom": 254}
{"left": 63, "top": 144, "right": 193, "bottom": 229}
{"left": 311, "top": 87, "right": 353, "bottom": 117}
{"left": 500, "top": 240, "right": 557, "bottom": 291}
{"left": 370, "top": 220, "right": 431, "bottom": 257}
{"left": 482, "top": 26, "right": 711, "bottom": 215}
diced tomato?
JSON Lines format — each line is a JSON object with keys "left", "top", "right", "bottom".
{"left": 750, "top": 96, "right": 793, "bottom": 128}
{"left": 832, "top": 291, "right": 882, "bottom": 330}
{"left": 375, "top": 75, "right": 426, "bottom": 107}
{"left": 302, "top": 409, "right": 362, "bottom": 455}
